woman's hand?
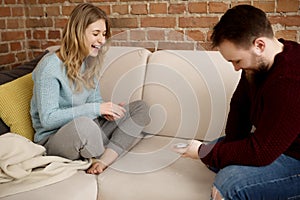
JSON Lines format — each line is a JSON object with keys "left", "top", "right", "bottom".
{"left": 100, "top": 102, "right": 126, "bottom": 121}
{"left": 172, "top": 140, "right": 202, "bottom": 159}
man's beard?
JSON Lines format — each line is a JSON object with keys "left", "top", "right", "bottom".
{"left": 245, "top": 58, "right": 269, "bottom": 85}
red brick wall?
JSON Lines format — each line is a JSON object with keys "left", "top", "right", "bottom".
{"left": 1, "top": 0, "right": 299, "bottom": 69}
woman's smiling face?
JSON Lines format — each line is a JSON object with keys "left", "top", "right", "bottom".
{"left": 84, "top": 19, "right": 107, "bottom": 57}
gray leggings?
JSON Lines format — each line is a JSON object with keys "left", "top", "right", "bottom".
{"left": 40, "top": 100, "right": 150, "bottom": 160}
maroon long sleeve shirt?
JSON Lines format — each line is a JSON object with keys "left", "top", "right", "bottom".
{"left": 199, "top": 39, "right": 300, "bottom": 169}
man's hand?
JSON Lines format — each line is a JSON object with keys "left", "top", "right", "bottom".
{"left": 172, "top": 140, "right": 202, "bottom": 159}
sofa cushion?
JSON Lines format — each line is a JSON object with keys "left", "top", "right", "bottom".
{"left": 100, "top": 47, "right": 151, "bottom": 103}
{"left": 0, "top": 51, "right": 48, "bottom": 135}
{"left": 99, "top": 48, "right": 241, "bottom": 141}
{"left": 0, "top": 73, "right": 34, "bottom": 140}
{"left": 142, "top": 50, "right": 241, "bottom": 141}
{"left": 97, "top": 135, "right": 215, "bottom": 200}
{"left": 0, "top": 119, "right": 10, "bottom": 136}
{"left": 0, "top": 51, "right": 47, "bottom": 85}
{"left": 0, "top": 171, "right": 97, "bottom": 200}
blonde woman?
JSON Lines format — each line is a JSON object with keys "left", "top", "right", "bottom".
{"left": 30, "top": 3, "right": 149, "bottom": 174}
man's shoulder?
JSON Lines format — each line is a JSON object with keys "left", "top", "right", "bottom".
{"left": 282, "top": 39, "right": 300, "bottom": 53}
{"left": 280, "top": 40, "right": 300, "bottom": 80}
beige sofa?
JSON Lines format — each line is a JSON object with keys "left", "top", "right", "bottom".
{"left": 0, "top": 46, "right": 241, "bottom": 200}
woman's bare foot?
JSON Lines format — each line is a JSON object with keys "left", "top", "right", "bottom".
{"left": 87, "top": 148, "right": 118, "bottom": 175}
{"left": 87, "top": 159, "right": 107, "bottom": 174}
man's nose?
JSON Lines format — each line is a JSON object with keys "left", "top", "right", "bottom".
{"left": 233, "top": 64, "right": 242, "bottom": 71}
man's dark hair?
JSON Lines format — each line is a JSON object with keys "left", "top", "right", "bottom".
{"left": 211, "top": 5, "right": 274, "bottom": 48}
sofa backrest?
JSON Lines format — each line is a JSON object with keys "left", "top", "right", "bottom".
{"left": 101, "top": 47, "right": 241, "bottom": 141}
{"left": 100, "top": 47, "right": 150, "bottom": 103}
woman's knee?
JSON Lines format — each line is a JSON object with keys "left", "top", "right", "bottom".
{"left": 128, "top": 100, "right": 150, "bottom": 126}
{"left": 46, "top": 117, "right": 104, "bottom": 159}
{"left": 67, "top": 117, "right": 101, "bottom": 138}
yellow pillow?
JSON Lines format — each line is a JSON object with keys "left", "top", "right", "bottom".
{"left": 0, "top": 73, "right": 34, "bottom": 140}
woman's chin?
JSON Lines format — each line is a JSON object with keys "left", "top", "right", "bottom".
{"left": 89, "top": 50, "right": 99, "bottom": 57}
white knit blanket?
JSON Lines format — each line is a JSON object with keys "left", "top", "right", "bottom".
{"left": 0, "top": 133, "right": 91, "bottom": 198}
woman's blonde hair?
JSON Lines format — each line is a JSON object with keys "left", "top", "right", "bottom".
{"left": 59, "top": 3, "right": 111, "bottom": 92}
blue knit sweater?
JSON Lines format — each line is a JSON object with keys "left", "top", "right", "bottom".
{"left": 30, "top": 52, "right": 103, "bottom": 142}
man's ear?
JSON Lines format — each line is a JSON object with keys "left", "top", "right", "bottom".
{"left": 253, "top": 37, "right": 266, "bottom": 55}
